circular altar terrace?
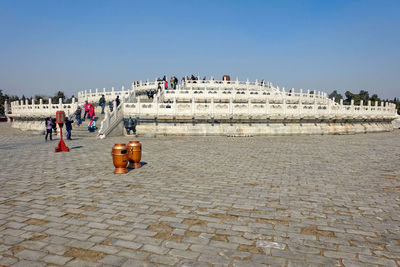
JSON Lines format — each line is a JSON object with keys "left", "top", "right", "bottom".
{"left": 5, "top": 77, "right": 399, "bottom": 137}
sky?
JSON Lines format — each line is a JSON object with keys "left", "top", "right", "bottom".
{"left": 0, "top": 0, "right": 399, "bottom": 99}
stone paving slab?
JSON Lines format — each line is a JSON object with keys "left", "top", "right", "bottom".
{"left": 0, "top": 123, "right": 399, "bottom": 266}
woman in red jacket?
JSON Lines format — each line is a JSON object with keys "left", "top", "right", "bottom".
{"left": 88, "top": 104, "right": 95, "bottom": 119}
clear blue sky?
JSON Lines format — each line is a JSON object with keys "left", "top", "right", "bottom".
{"left": 0, "top": 0, "right": 399, "bottom": 99}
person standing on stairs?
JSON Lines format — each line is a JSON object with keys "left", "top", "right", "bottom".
{"left": 88, "top": 104, "right": 95, "bottom": 120}
{"left": 75, "top": 106, "right": 82, "bottom": 126}
{"left": 65, "top": 116, "right": 74, "bottom": 140}
{"left": 115, "top": 96, "right": 120, "bottom": 107}
{"left": 84, "top": 101, "right": 90, "bottom": 120}
{"left": 99, "top": 95, "right": 106, "bottom": 114}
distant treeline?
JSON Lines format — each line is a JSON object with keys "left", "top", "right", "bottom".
{"left": 328, "top": 90, "right": 399, "bottom": 114}
{"left": 0, "top": 90, "right": 75, "bottom": 115}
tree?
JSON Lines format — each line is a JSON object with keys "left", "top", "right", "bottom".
{"left": 328, "top": 90, "right": 343, "bottom": 103}
{"left": 34, "top": 94, "right": 50, "bottom": 104}
{"left": 359, "top": 90, "right": 369, "bottom": 104}
{"left": 344, "top": 91, "right": 354, "bottom": 104}
{"left": 51, "top": 91, "right": 66, "bottom": 103}
{"left": 369, "top": 94, "right": 380, "bottom": 105}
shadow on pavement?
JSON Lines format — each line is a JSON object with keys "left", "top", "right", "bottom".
{"left": 70, "top": 146, "right": 83, "bottom": 150}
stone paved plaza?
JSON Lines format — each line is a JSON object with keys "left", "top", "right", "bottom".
{"left": 0, "top": 123, "right": 399, "bottom": 267}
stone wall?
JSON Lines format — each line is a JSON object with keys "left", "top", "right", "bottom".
{"left": 11, "top": 120, "right": 46, "bottom": 135}
{"left": 127, "top": 120, "right": 394, "bottom": 137}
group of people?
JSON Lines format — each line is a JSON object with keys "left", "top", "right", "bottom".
{"left": 44, "top": 116, "right": 73, "bottom": 141}
{"left": 44, "top": 95, "right": 123, "bottom": 141}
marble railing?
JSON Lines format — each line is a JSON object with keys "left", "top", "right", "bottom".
{"left": 77, "top": 86, "right": 131, "bottom": 104}
{"left": 161, "top": 88, "right": 328, "bottom": 103}
{"left": 123, "top": 97, "right": 396, "bottom": 120}
{"left": 8, "top": 98, "right": 78, "bottom": 118}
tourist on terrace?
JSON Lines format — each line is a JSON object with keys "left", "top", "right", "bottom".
{"left": 45, "top": 117, "right": 54, "bottom": 141}
{"left": 83, "top": 101, "right": 90, "bottom": 120}
{"left": 115, "top": 96, "right": 120, "bottom": 107}
{"left": 75, "top": 106, "right": 82, "bottom": 126}
{"left": 88, "top": 118, "right": 96, "bottom": 132}
{"left": 170, "top": 77, "right": 174, "bottom": 90}
{"left": 51, "top": 118, "right": 57, "bottom": 136}
{"left": 109, "top": 100, "right": 114, "bottom": 112}
{"left": 99, "top": 94, "right": 106, "bottom": 114}
{"left": 174, "top": 76, "right": 178, "bottom": 89}
{"left": 88, "top": 104, "right": 95, "bottom": 120}
{"left": 164, "top": 80, "right": 168, "bottom": 90}
{"left": 65, "top": 116, "right": 73, "bottom": 140}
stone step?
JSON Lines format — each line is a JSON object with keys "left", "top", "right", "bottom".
{"left": 67, "top": 115, "right": 105, "bottom": 138}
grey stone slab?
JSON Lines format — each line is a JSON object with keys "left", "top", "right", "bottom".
{"left": 42, "top": 254, "right": 73, "bottom": 265}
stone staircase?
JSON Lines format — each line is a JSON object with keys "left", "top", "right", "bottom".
{"left": 70, "top": 113, "right": 105, "bottom": 138}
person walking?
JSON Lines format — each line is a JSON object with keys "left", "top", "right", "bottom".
{"left": 174, "top": 76, "right": 178, "bottom": 89}
{"left": 65, "top": 116, "right": 74, "bottom": 140}
{"left": 109, "top": 100, "right": 114, "bottom": 112}
{"left": 115, "top": 96, "right": 120, "bottom": 107}
{"left": 75, "top": 106, "right": 82, "bottom": 126}
{"left": 83, "top": 101, "right": 90, "bottom": 120}
{"left": 99, "top": 95, "right": 106, "bottom": 114}
{"left": 45, "top": 117, "right": 53, "bottom": 141}
{"left": 164, "top": 80, "right": 168, "bottom": 90}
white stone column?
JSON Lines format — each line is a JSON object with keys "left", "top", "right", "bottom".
{"left": 173, "top": 97, "right": 176, "bottom": 117}
{"left": 313, "top": 98, "right": 317, "bottom": 115}
{"left": 191, "top": 97, "right": 195, "bottom": 117}
{"left": 283, "top": 98, "right": 287, "bottom": 116}
{"left": 298, "top": 98, "right": 302, "bottom": 117}
{"left": 327, "top": 98, "right": 331, "bottom": 115}
{"left": 4, "top": 101, "right": 9, "bottom": 114}
{"left": 211, "top": 98, "right": 214, "bottom": 118}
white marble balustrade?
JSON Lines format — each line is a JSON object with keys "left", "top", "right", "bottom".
{"left": 77, "top": 86, "right": 131, "bottom": 104}
{"left": 122, "top": 97, "right": 396, "bottom": 120}
{"left": 9, "top": 98, "right": 78, "bottom": 118}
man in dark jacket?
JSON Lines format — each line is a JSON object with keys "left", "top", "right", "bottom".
{"left": 65, "top": 117, "right": 74, "bottom": 140}
{"left": 99, "top": 95, "right": 106, "bottom": 114}
{"left": 115, "top": 96, "right": 120, "bottom": 107}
